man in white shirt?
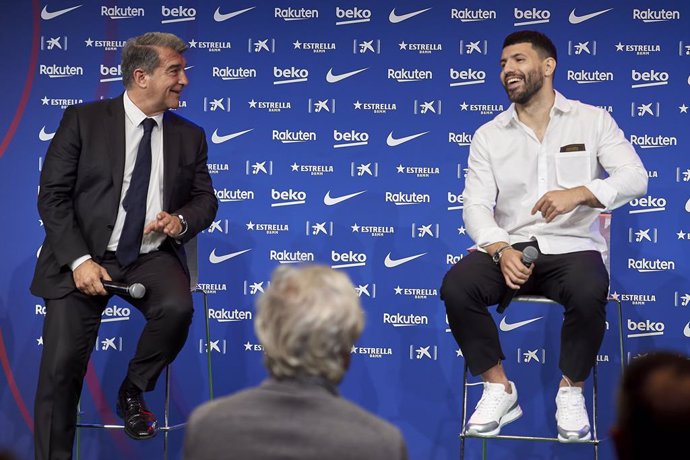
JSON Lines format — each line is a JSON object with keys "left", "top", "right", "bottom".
{"left": 440, "top": 31, "right": 647, "bottom": 442}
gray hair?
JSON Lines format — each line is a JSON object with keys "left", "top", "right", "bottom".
{"left": 121, "top": 32, "right": 188, "bottom": 88}
{"left": 255, "top": 265, "right": 364, "bottom": 384}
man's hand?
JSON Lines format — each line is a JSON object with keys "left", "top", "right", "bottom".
{"left": 144, "top": 211, "right": 183, "bottom": 237}
{"left": 531, "top": 187, "right": 593, "bottom": 223}
{"left": 73, "top": 259, "right": 111, "bottom": 296}
{"left": 499, "top": 248, "right": 533, "bottom": 290}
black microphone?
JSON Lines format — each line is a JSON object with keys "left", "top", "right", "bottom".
{"left": 102, "top": 281, "right": 146, "bottom": 299}
{"left": 496, "top": 246, "right": 539, "bottom": 314}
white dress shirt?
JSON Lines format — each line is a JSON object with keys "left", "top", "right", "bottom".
{"left": 463, "top": 90, "right": 647, "bottom": 255}
{"left": 71, "top": 92, "right": 165, "bottom": 269}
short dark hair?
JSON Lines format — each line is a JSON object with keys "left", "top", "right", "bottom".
{"left": 616, "top": 351, "right": 690, "bottom": 460}
{"left": 121, "top": 32, "right": 188, "bottom": 88}
{"left": 503, "top": 30, "right": 557, "bottom": 62}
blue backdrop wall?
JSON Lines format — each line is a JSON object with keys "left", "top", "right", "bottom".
{"left": 0, "top": 1, "right": 688, "bottom": 459}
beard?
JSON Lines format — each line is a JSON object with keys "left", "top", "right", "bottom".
{"left": 504, "top": 68, "right": 544, "bottom": 105}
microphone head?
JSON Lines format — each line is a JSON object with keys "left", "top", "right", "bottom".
{"left": 522, "top": 246, "right": 539, "bottom": 264}
{"left": 128, "top": 283, "right": 146, "bottom": 299}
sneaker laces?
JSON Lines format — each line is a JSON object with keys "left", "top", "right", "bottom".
{"left": 473, "top": 383, "right": 504, "bottom": 416}
{"left": 557, "top": 378, "right": 587, "bottom": 424}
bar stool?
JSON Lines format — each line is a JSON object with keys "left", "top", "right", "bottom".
{"left": 75, "top": 237, "right": 214, "bottom": 459}
{"left": 458, "top": 214, "right": 623, "bottom": 459}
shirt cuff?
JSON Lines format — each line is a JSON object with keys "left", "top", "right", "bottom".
{"left": 70, "top": 255, "right": 92, "bottom": 271}
{"left": 585, "top": 179, "right": 617, "bottom": 210}
{"left": 475, "top": 228, "right": 511, "bottom": 250}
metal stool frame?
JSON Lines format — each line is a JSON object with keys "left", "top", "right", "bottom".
{"left": 458, "top": 295, "right": 624, "bottom": 460}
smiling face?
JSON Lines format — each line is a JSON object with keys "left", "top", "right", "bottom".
{"left": 500, "top": 42, "right": 551, "bottom": 105}
{"left": 143, "top": 46, "right": 188, "bottom": 113}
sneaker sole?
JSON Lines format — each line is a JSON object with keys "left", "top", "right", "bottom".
{"left": 466, "top": 405, "right": 523, "bottom": 437}
{"left": 557, "top": 431, "right": 592, "bottom": 443}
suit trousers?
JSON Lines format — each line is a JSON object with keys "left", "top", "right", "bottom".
{"left": 440, "top": 242, "right": 609, "bottom": 382}
{"left": 34, "top": 249, "right": 193, "bottom": 460}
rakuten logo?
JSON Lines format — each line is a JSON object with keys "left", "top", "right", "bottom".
{"left": 627, "top": 319, "right": 664, "bottom": 338}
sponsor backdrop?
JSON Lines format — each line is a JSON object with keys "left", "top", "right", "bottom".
{"left": 0, "top": 1, "right": 688, "bottom": 459}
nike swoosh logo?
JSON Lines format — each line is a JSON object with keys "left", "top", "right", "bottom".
{"left": 389, "top": 7, "right": 431, "bottom": 23}
{"left": 685, "top": 198, "right": 690, "bottom": 213}
{"left": 499, "top": 316, "right": 543, "bottom": 332}
{"left": 326, "top": 67, "right": 368, "bottom": 83}
{"left": 685, "top": 322, "right": 690, "bottom": 338}
{"left": 213, "top": 6, "right": 256, "bottom": 22}
{"left": 39, "top": 127, "right": 55, "bottom": 141}
{"left": 323, "top": 190, "right": 366, "bottom": 206}
{"left": 211, "top": 128, "right": 253, "bottom": 144}
{"left": 384, "top": 252, "right": 427, "bottom": 268}
{"left": 41, "top": 4, "right": 82, "bottom": 20}
{"left": 209, "top": 248, "right": 252, "bottom": 264}
{"left": 386, "top": 131, "right": 429, "bottom": 147}
{"left": 568, "top": 8, "right": 613, "bottom": 24}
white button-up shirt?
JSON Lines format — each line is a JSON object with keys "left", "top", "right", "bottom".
{"left": 463, "top": 90, "right": 647, "bottom": 255}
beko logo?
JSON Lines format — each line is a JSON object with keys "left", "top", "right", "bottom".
{"left": 100, "top": 64, "right": 122, "bottom": 82}
{"left": 628, "top": 196, "right": 666, "bottom": 213}
{"left": 449, "top": 68, "right": 486, "bottom": 86}
{"left": 627, "top": 319, "right": 665, "bottom": 338}
{"left": 273, "top": 66, "right": 309, "bottom": 85}
{"left": 335, "top": 7, "right": 371, "bottom": 25}
{"left": 271, "top": 188, "right": 306, "bottom": 207}
{"left": 631, "top": 69, "right": 669, "bottom": 88}
{"left": 331, "top": 251, "right": 367, "bottom": 269}
{"left": 333, "top": 129, "right": 369, "bottom": 148}
{"left": 447, "top": 192, "right": 463, "bottom": 210}
{"left": 513, "top": 8, "right": 550, "bottom": 26}
{"left": 161, "top": 5, "right": 196, "bottom": 23}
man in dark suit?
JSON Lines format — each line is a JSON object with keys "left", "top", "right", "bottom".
{"left": 32, "top": 32, "right": 217, "bottom": 459}
{"left": 183, "top": 265, "right": 408, "bottom": 460}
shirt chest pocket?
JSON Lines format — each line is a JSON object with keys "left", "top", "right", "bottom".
{"left": 555, "top": 151, "right": 591, "bottom": 189}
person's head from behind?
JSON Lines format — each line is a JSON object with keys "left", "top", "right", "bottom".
{"left": 611, "top": 351, "right": 690, "bottom": 460}
{"left": 500, "top": 30, "right": 557, "bottom": 105}
{"left": 255, "top": 265, "right": 364, "bottom": 385}
{"left": 121, "top": 32, "right": 189, "bottom": 114}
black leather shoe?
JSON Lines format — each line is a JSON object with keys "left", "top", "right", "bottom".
{"left": 116, "top": 388, "right": 158, "bottom": 440}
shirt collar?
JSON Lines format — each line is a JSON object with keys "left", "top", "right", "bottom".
{"left": 123, "top": 91, "right": 163, "bottom": 129}
{"left": 496, "top": 90, "right": 572, "bottom": 127}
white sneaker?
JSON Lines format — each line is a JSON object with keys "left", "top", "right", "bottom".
{"left": 555, "top": 386, "right": 591, "bottom": 442}
{"left": 465, "top": 381, "right": 522, "bottom": 437}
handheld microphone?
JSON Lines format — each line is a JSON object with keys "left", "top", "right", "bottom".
{"left": 496, "top": 246, "right": 539, "bottom": 314}
{"left": 102, "top": 281, "right": 146, "bottom": 299}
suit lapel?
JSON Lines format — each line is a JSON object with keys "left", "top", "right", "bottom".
{"left": 107, "top": 96, "right": 126, "bottom": 203}
{"left": 162, "top": 111, "right": 180, "bottom": 211}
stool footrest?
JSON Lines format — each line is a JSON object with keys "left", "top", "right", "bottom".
{"left": 460, "top": 433, "right": 599, "bottom": 445}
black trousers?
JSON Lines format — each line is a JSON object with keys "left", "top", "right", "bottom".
{"left": 441, "top": 242, "right": 609, "bottom": 382}
{"left": 34, "top": 249, "right": 193, "bottom": 460}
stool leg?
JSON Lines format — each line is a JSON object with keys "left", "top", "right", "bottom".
{"left": 592, "top": 361, "right": 598, "bottom": 460}
{"left": 163, "top": 364, "right": 170, "bottom": 460}
{"left": 202, "top": 291, "right": 214, "bottom": 400}
{"left": 460, "top": 364, "right": 468, "bottom": 460}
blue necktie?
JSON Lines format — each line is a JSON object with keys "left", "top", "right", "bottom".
{"left": 116, "top": 118, "right": 156, "bottom": 267}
